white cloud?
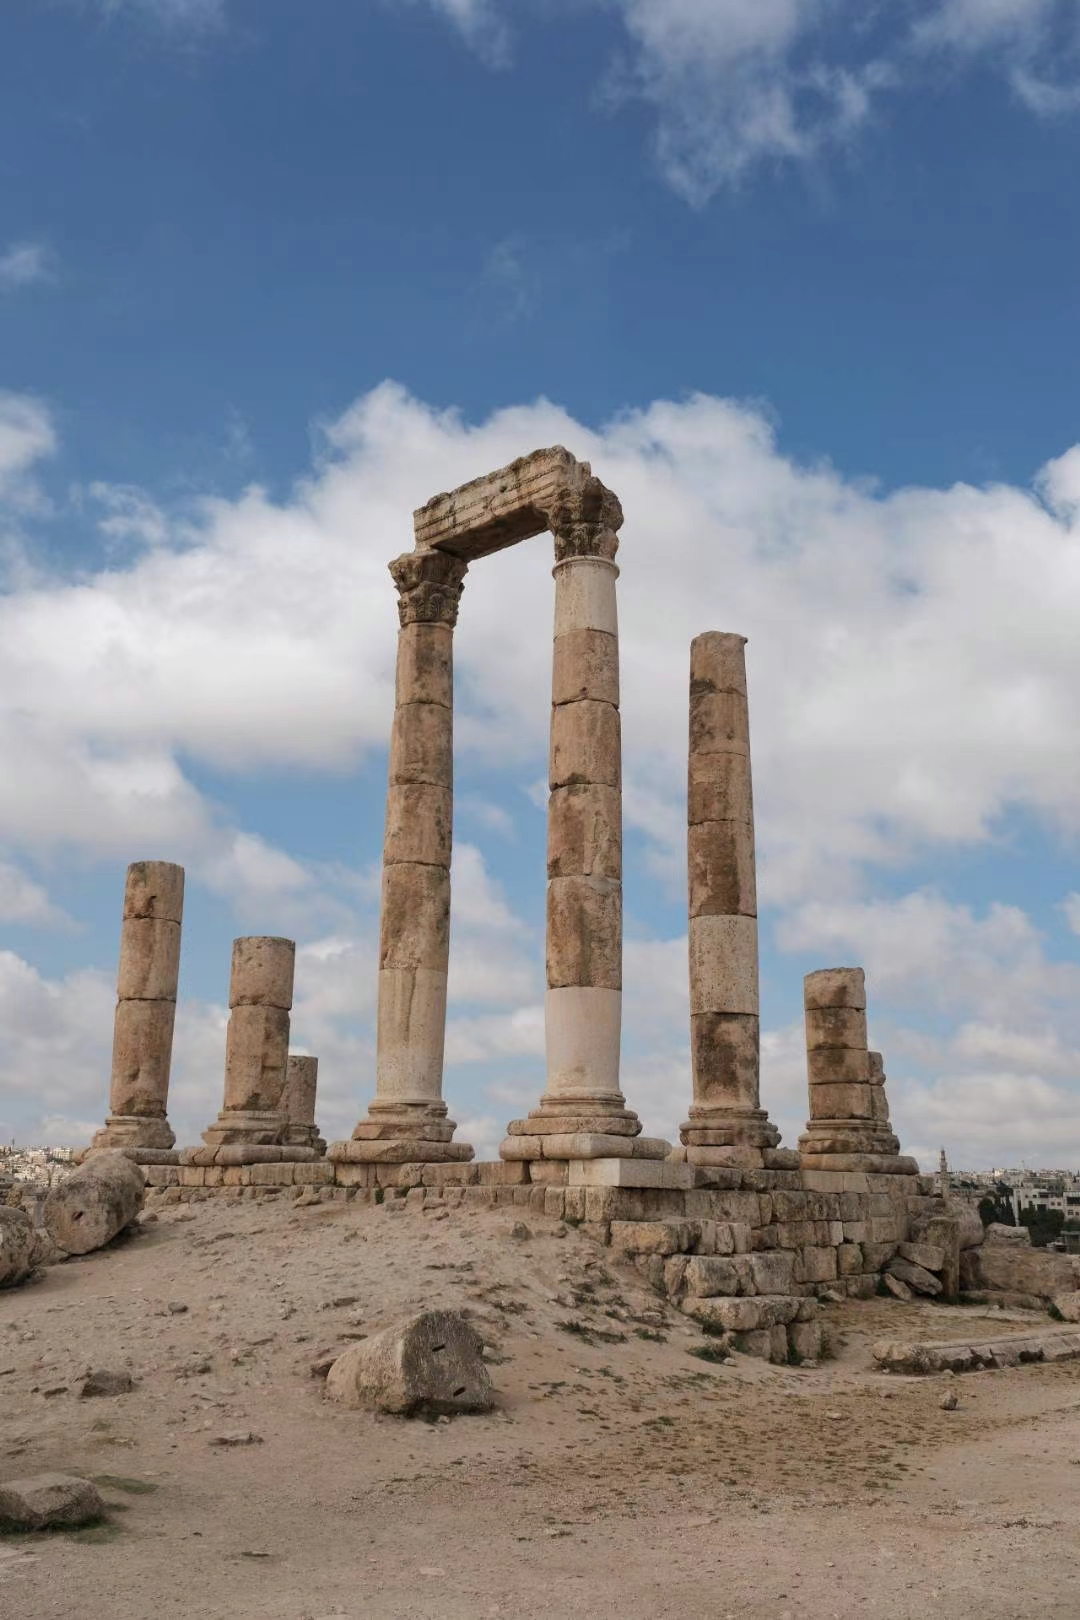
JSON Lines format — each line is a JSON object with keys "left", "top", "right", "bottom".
{"left": 0, "top": 861, "right": 69, "bottom": 927}
{"left": 0, "top": 242, "right": 53, "bottom": 294}
{"left": 96, "top": 0, "right": 226, "bottom": 27}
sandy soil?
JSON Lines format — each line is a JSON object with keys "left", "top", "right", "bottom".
{"left": 2, "top": 1195, "right": 1080, "bottom": 1619}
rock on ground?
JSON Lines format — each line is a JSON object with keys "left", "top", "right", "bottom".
{"left": 0, "top": 1473, "right": 106, "bottom": 1530}
{"left": 43, "top": 1151, "right": 145, "bottom": 1256}
{"left": 0, "top": 1205, "right": 44, "bottom": 1288}
{"left": 886, "top": 1257, "right": 942, "bottom": 1297}
{"left": 324, "top": 1309, "right": 493, "bottom": 1416}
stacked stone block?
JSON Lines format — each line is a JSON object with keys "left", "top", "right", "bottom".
{"left": 202, "top": 937, "right": 296, "bottom": 1148}
{"left": 90, "top": 861, "right": 184, "bottom": 1162}
{"left": 283, "top": 1055, "right": 325, "bottom": 1154}
{"left": 679, "top": 633, "right": 779, "bottom": 1168}
{"left": 798, "top": 968, "right": 916, "bottom": 1174}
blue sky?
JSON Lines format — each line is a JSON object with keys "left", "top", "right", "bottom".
{"left": 3, "top": 0, "right": 1080, "bottom": 1167}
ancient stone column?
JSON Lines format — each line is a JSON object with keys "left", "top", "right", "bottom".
{"left": 502, "top": 482, "right": 661, "bottom": 1162}
{"left": 283, "top": 1055, "right": 325, "bottom": 1154}
{"left": 203, "top": 937, "right": 295, "bottom": 1146}
{"left": 91, "top": 861, "right": 184, "bottom": 1159}
{"left": 798, "top": 968, "right": 912, "bottom": 1170}
{"left": 679, "top": 633, "right": 779, "bottom": 1167}
{"left": 336, "top": 550, "right": 474, "bottom": 1164}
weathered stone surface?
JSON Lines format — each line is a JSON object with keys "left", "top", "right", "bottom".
{"left": 389, "top": 701, "right": 454, "bottom": 788}
{"left": 690, "top": 631, "right": 748, "bottom": 698}
{"left": 682, "top": 1256, "right": 741, "bottom": 1298}
{"left": 0, "top": 1474, "right": 106, "bottom": 1531}
{"left": 610, "top": 1220, "right": 697, "bottom": 1256}
{"left": 221, "top": 1005, "right": 291, "bottom": 1113}
{"left": 552, "top": 629, "right": 619, "bottom": 707}
{"left": 985, "top": 1222, "right": 1031, "bottom": 1245}
{"left": 688, "top": 819, "right": 756, "bottom": 918}
{"left": 804, "top": 1006, "right": 868, "bottom": 1051}
{"left": 546, "top": 875, "right": 621, "bottom": 989}
{"left": 284, "top": 1054, "right": 319, "bottom": 1131}
{"left": 383, "top": 783, "right": 453, "bottom": 868}
{"left": 682, "top": 1294, "right": 800, "bottom": 1333}
{"left": 961, "top": 1242, "right": 1078, "bottom": 1302}
{"left": 898, "top": 1240, "right": 946, "bottom": 1272}
{"left": 1053, "top": 1290, "right": 1080, "bottom": 1323}
{"left": 788, "top": 1319, "right": 823, "bottom": 1362}
{"left": 688, "top": 749, "right": 753, "bottom": 827}
{"left": 873, "top": 1331, "right": 1080, "bottom": 1375}
{"left": 324, "top": 1309, "right": 492, "bottom": 1416}
{"left": 44, "top": 1151, "right": 145, "bottom": 1256}
{"left": 549, "top": 700, "right": 620, "bottom": 790}
{"left": 115, "top": 918, "right": 181, "bottom": 1002}
{"left": 688, "top": 915, "right": 758, "bottom": 1015}
{"left": 570, "top": 1160, "right": 690, "bottom": 1188}
{"left": 0, "top": 1206, "right": 44, "bottom": 1287}
{"left": 79, "top": 1368, "right": 135, "bottom": 1398}
{"left": 108, "top": 998, "right": 177, "bottom": 1115}
{"left": 547, "top": 784, "right": 621, "bottom": 880}
{"left": 804, "top": 967, "right": 866, "bottom": 1010}
{"left": 395, "top": 621, "right": 454, "bottom": 708}
{"left": 230, "top": 935, "right": 295, "bottom": 1011}
{"left": 123, "top": 860, "right": 184, "bottom": 924}
{"left": 807, "top": 1080, "right": 874, "bottom": 1119}
{"left": 689, "top": 690, "right": 749, "bottom": 760}
{"left": 380, "top": 864, "right": 451, "bottom": 972}
{"left": 807, "top": 1050, "right": 872, "bottom": 1086}
{"left": 887, "top": 1257, "right": 942, "bottom": 1296}
{"left": 883, "top": 1272, "right": 913, "bottom": 1301}
{"left": 689, "top": 1014, "right": 759, "bottom": 1110}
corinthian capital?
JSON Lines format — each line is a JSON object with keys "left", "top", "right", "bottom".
{"left": 544, "top": 471, "right": 623, "bottom": 564}
{"left": 389, "top": 551, "right": 469, "bottom": 628}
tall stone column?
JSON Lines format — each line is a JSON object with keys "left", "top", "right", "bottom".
{"left": 91, "top": 861, "right": 184, "bottom": 1159}
{"left": 679, "top": 633, "right": 779, "bottom": 1167}
{"left": 502, "top": 484, "right": 662, "bottom": 1162}
{"left": 335, "top": 549, "right": 474, "bottom": 1165}
{"left": 283, "top": 1055, "right": 325, "bottom": 1154}
{"left": 203, "top": 937, "right": 295, "bottom": 1146}
{"left": 798, "top": 967, "right": 914, "bottom": 1171}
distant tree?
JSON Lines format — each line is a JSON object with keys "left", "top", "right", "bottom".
{"left": 1019, "top": 1206, "right": 1065, "bottom": 1247}
{"left": 978, "top": 1191, "right": 1015, "bottom": 1227}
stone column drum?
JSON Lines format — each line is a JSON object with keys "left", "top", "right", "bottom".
{"left": 202, "top": 937, "right": 296, "bottom": 1146}
{"left": 502, "top": 483, "right": 662, "bottom": 1162}
{"left": 284, "top": 1055, "right": 326, "bottom": 1154}
{"left": 336, "top": 550, "right": 474, "bottom": 1164}
{"left": 91, "top": 861, "right": 185, "bottom": 1158}
{"left": 679, "top": 633, "right": 779, "bottom": 1167}
{"left": 798, "top": 968, "right": 913, "bottom": 1171}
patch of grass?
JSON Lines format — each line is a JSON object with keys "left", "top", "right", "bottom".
{"left": 555, "top": 1318, "right": 626, "bottom": 1345}
{"left": 688, "top": 1343, "right": 730, "bottom": 1364}
{"left": 92, "top": 1475, "right": 158, "bottom": 1496}
{"left": 634, "top": 1327, "right": 667, "bottom": 1343}
{"left": 373, "top": 1187, "right": 385, "bottom": 1205}
{"left": 1048, "top": 1302, "right": 1065, "bottom": 1322}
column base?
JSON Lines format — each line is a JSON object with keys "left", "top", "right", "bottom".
{"left": 342, "top": 1100, "right": 471, "bottom": 1161}
{"left": 679, "top": 1106, "right": 781, "bottom": 1152}
{"left": 798, "top": 1118, "right": 916, "bottom": 1174}
{"left": 282, "top": 1123, "right": 327, "bottom": 1155}
{"left": 90, "top": 1114, "right": 176, "bottom": 1153}
{"left": 202, "top": 1111, "right": 287, "bottom": 1148}
{"left": 501, "top": 1094, "right": 666, "bottom": 1160}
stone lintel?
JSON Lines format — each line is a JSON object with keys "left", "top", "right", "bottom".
{"left": 414, "top": 447, "right": 584, "bottom": 561}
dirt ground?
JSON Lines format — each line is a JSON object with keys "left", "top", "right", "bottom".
{"left": 3, "top": 1195, "right": 1080, "bottom": 1619}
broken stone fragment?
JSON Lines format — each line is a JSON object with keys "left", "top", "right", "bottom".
{"left": 0, "top": 1206, "right": 45, "bottom": 1288}
{"left": 0, "top": 1473, "right": 106, "bottom": 1531}
{"left": 43, "top": 1151, "right": 145, "bottom": 1256}
{"left": 79, "top": 1368, "right": 136, "bottom": 1398}
{"left": 897, "top": 1241, "right": 946, "bottom": 1273}
{"left": 886, "top": 1257, "right": 942, "bottom": 1296}
{"left": 324, "top": 1309, "right": 493, "bottom": 1417}
{"left": 883, "top": 1272, "right": 913, "bottom": 1302}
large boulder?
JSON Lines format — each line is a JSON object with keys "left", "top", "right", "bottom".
{"left": 961, "top": 1241, "right": 1078, "bottom": 1303}
{"left": 887, "top": 1256, "right": 942, "bottom": 1296}
{"left": 0, "top": 1474, "right": 105, "bottom": 1530}
{"left": 985, "top": 1223, "right": 1030, "bottom": 1245}
{"left": 43, "top": 1151, "right": 145, "bottom": 1256}
{"left": 0, "top": 1206, "right": 44, "bottom": 1288}
{"left": 324, "top": 1310, "right": 493, "bottom": 1417}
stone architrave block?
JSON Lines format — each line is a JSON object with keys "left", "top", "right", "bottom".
{"left": 414, "top": 446, "right": 587, "bottom": 560}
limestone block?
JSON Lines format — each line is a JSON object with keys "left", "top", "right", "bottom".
{"left": 689, "top": 690, "right": 749, "bottom": 760}
{"left": 116, "top": 918, "right": 181, "bottom": 1002}
{"left": 109, "top": 998, "right": 177, "bottom": 1115}
{"left": 389, "top": 702, "right": 453, "bottom": 789}
{"left": 961, "top": 1242, "right": 1077, "bottom": 1302}
{"left": 837, "top": 1242, "right": 864, "bottom": 1276}
{"left": 795, "top": 1246, "right": 838, "bottom": 1284}
{"left": 549, "top": 700, "right": 620, "bottom": 790}
{"left": 682, "top": 1256, "right": 741, "bottom": 1298}
{"left": 688, "top": 915, "right": 758, "bottom": 1016}
{"left": 807, "top": 1050, "right": 871, "bottom": 1086}
{"left": 284, "top": 1054, "right": 319, "bottom": 1129}
{"left": 509, "top": 1112, "right": 637, "bottom": 1137}
{"left": 569, "top": 1160, "right": 692, "bottom": 1188}
{"left": 861, "top": 1240, "right": 899, "bottom": 1270}
{"left": 0, "top": 1474, "right": 106, "bottom": 1531}
{"left": 690, "top": 631, "right": 748, "bottom": 699}
{"left": 898, "top": 1240, "right": 946, "bottom": 1272}
{"left": 223, "top": 1005, "right": 291, "bottom": 1112}
{"left": 538, "top": 1133, "right": 633, "bottom": 1159}
{"left": 552, "top": 628, "right": 619, "bottom": 707}
{"left": 747, "top": 1251, "right": 796, "bottom": 1294}
{"left": 123, "top": 860, "right": 184, "bottom": 923}
{"left": 546, "top": 877, "right": 621, "bottom": 989}
{"left": 379, "top": 865, "right": 451, "bottom": 971}
{"left": 985, "top": 1222, "right": 1030, "bottom": 1245}
{"left": 0, "top": 1207, "right": 45, "bottom": 1288}
{"left": 383, "top": 783, "right": 453, "bottom": 868}
{"left": 804, "top": 968, "right": 866, "bottom": 1011}
{"left": 552, "top": 556, "right": 619, "bottom": 637}
{"left": 808, "top": 1080, "right": 874, "bottom": 1119}
{"left": 547, "top": 784, "right": 621, "bottom": 880}
{"left": 682, "top": 1294, "right": 801, "bottom": 1333}
{"left": 324, "top": 1310, "right": 492, "bottom": 1416}
{"left": 688, "top": 819, "right": 757, "bottom": 918}
{"left": 230, "top": 937, "right": 295, "bottom": 1010}
{"left": 788, "top": 1320, "right": 824, "bottom": 1362}
{"left": 396, "top": 622, "right": 454, "bottom": 708}
{"left": 1053, "top": 1291, "right": 1080, "bottom": 1323}
{"left": 804, "top": 1005, "right": 868, "bottom": 1052}
{"left": 609, "top": 1219, "right": 696, "bottom": 1256}
{"left": 688, "top": 749, "right": 753, "bottom": 828}
{"left": 690, "top": 1012, "right": 759, "bottom": 1108}
{"left": 43, "top": 1151, "right": 145, "bottom": 1256}
{"left": 374, "top": 966, "right": 448, "bottom": 1103}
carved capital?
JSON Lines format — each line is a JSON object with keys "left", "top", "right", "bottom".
{"left": 390, "top": 551, "right": 469, "bottom": 628}
{"left": 544, "top": 472, "right": 623, "bottom": 564}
